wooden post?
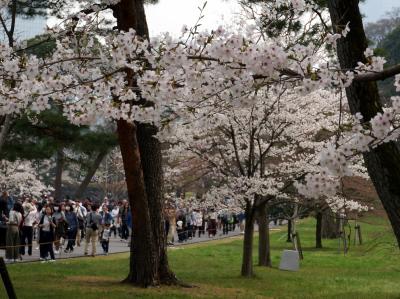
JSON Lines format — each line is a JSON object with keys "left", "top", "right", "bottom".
{"left": 355, "top": 225, "right": 362, "bottom": 245}
{"left": 0, "top": 257, "right": 17, "bottom": 299}
{"left": 354, "top": 219, "right": 358, "bottom": 245}
{"left": 292, "top": 232, "right": 304, "bottom": 260}
{"left": 296, "top": 232, "right": 304, "bottom": 260}
{"left": 342, "top": 226, "right": 348, "bottom": 254}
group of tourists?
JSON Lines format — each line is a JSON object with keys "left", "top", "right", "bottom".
{"left": 0, "top": 189, "right": 248, "bottom": 262}
{"left": 164, "top": 206, "right": 246, "bottom": 244}
{"left": 0, "top": 191, "right": 132, "bottom": 263}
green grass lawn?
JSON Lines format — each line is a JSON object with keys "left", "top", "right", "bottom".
{"left": 1, "top": 215, "right": 399, "bottom": 299}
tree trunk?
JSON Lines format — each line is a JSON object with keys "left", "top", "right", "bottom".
{"left": 74, "top": 150, "right": 108, "bottom": 199}
{"left": 113, "top": 0, "right": 178, "bottom": 286}
{"left": 241, "top": 201, "right": 255, "bottom": 277}
{"left": 54, "top": 148, "right": 64, "bottom": 201}
{"left": 137, "top": 123, "right": 178, "bottom": 284}
{"left": 328, "top": 0, "right": 400, "bottom": 248}
{"left": 257, "top": 202, "right": 271, "bottom": 267}
{"left": 0, "top": 115, "right": 12, "bottom": 155}
{"left": 117, "top": 120, "right": 157, "bottom": 287}
{"left": 322, "top": 210, "right": 339, "bottom": 239}
{"left": 287, "top": 219, "right": 292, "bottom": 242}
{"left": 315, "top": 211, "right": 323, "bottom": 249}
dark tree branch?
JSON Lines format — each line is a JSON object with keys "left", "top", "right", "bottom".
{"left": 354, "top": 64, "right": 400, "bottom": 82}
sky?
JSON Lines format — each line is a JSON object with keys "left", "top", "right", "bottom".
{"left": 145, "top": 0, "right": 241, "bottom": 36}
{"left": 360, "top": 0, "right": 399, "bottom": 23}
{"left": 8, "top": 0, "right": 400, "bottom": 40}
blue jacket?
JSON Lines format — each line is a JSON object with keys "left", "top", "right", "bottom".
{"left": 126, "top": 208, "right": 132, "bottom": 229}
{"left": 65, "top": 211, "right": 78, "bottom": 230}
{"left": 5, "top": 196, "right": 14, "bottom": 213}
{"left": 100, "top": 211, "right": 113, "bottom": 225}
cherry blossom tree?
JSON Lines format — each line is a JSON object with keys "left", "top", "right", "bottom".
{"left": 1, "top": 0, "right": 400, "bottom": 285}
{"left": 326, "top": 0, "right": 400, "bottom": 248}
{"left": 165, "top": 87, "right": 346, "bottom": 276}
{"left": 0, "top": 160, "right": 53, "bottom": 197}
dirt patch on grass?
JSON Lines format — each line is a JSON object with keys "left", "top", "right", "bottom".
{"left": 67, "top": 275, "right": 112, "bottom": 282}
{"left": 66, "top": 275, "right": 120, "bottom": 286}
{"left": 180, "top": 283, "right": 272, "bottom": 299}
{"left": 65, "top": 276, "right": 270, "bottom": 298}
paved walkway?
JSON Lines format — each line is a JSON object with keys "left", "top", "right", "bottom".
{"left": 0, "top": 221, "right": 285, "bottom": 264}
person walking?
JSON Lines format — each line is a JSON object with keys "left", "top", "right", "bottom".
{"left": 75, "top": 201, "right": 87, "bottom": 246}
{"left": 100, "top": 205, "right": 113, "bottom": 226}
{"left": 0, "top": 191, "right": 10, "bottom": 220}
{"left": 99, "top": 204, "right": 112, "bottom": 245}
{"left": 100, "top": 223, "right": 111, "bottom": 255}
{"left": 64, "top": 204, "right": 78, "bottom": 253}
{"left": 5, "top": 202, "right": 23, "bottom": 262}
{"left": 193, "top": 209, "right": 203, "bottom": 238}
{"left": 84, "top": 204, "right": 101, "bottom": 257}
{"left": 38, "top": 205, "right": 56, "bottom": 262}
{"left": 118, "top": 201, "right": 130, "bottom": 241}
{"left": 53, "top": 203, "right": 67, "bottom": 254}
{"left": 207, "top": 208, "right": 217, "bottom": 237}
{"left": 1, "top": 191, "right": 14, "bottom": 216}
{"left": 20, "top": 198, "right": 37, "bottom": 256}
{"left": 110, "top": 204, "right": 119, "bottom": 238}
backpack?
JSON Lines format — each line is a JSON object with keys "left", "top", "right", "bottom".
{"left": 89, "top": 212, "right": 98, "bottom": 231}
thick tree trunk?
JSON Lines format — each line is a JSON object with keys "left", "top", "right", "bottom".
{"left": 328, "top": 0, "right": 400, "bottom": 248}
{"left": 117, "top": 120, "right": 157, "bottom": 287}
{"left": 74, "top": 150, "right": 108, "bottom": 199}
{"left": 322, "top": 210, "right": 339, "bottom": 239}
{"left": 113, "top": 0, "right": 177, "bottom": 286}
{"left": 315, "top": 212, "right": 323, "bottom": 249}
{"left": 241, "top": 202, "right": 255, "bottom": 277}
{"left": 54, "top": 148, "right": 64, "bottom": 201}
{"left": 287, "top": 219, "right": 292, "bottom": 242}
{"left": 137, "top": 123, "right": 178, "bottom": 284}
{"left": 257, "top": 202, "right": 271, "bottom": 267}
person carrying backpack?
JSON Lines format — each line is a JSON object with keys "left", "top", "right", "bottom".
{"left": 84, "top": 204, "right": 101, "bottom": 257}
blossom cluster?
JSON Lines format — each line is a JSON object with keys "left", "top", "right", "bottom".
{"left": 0, "top": 160, "right": 53, "bottom": 198}
{"left": 326, "top": 195, "right": 369, "bottom": 215}
{"left": 165, "top": 88, "right": 345, "bottom": 209}
{"left": 0, "top": 0, "right": 395, "bottom": 214}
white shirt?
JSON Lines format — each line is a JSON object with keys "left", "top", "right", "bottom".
{"left": 24, "top": 207, "right": 37, "bottom": 226}
{"left": 77, "top": 205, "right": 87, "bottom": 219}
{"left": 209, "top": 212, "right": 217, "bottom": 220}
{"left": 42, "top": 215, "right": 52, "bottom": 232}
{"left": 177, "top": 220, "right": 183, "bottom": 229}
{"left": 194, "top": 212, "right": 203, "bottom": 226}
{"left": 111, "top": 207, "right": 119, "bottom": 219}
{"left": 8, "top": 210, "right": 22, "bottom": 226}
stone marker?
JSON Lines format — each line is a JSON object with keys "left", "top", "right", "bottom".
{"left": 279, "top": 250, "right": 300, "bottom": 272}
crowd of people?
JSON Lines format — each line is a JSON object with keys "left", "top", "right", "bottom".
{"left": 0, "top": 190, "right": 249, "bottom": 263}
{"left": 164, "top": 206, "right": 246, "bottom": 244}
{"left": 0, "top": 191, "right": 132, "bottom": 263}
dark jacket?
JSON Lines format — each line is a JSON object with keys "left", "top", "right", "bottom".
{"left": 0, "top": 199, "right": 8, "bottom": 223}
{"left": 100, "top": 211, "right": 113, "bottom": 225}
{"left": 39, "top": 214, "right": 55, "bottom": 241}
{"left": 65, "top": 211, "right": 78, "bottom": 230}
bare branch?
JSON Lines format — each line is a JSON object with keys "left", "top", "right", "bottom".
{"left": 354, "top": 63, "right": 400, "bottom": 82}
